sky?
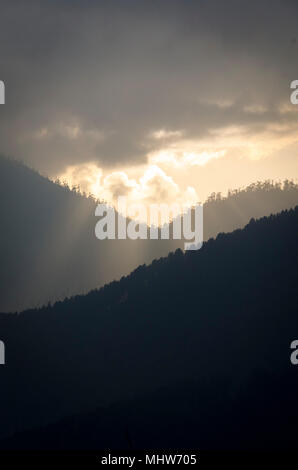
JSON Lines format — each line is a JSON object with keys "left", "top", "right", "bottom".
{"left": 1, "top": 0, "right": 298, "bottom": 210}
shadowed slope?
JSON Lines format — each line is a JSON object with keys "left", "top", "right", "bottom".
{"left": 0, "top": 207, "right": 297, "bottom": 445}
{"left": 1, "top": 155, "right": 298, "bottom": 312}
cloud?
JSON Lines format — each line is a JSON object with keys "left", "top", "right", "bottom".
{"left": 150, "top": 149, "right": 226, "bottom": 168}
{"left": 58, "top": 162, "right": 198, "bottom": 219}
{"left": 0, "top": 0, "right": 298, "bottom": 177}
{"left": 57, "top": 163, "right": 103, "bottom": 196}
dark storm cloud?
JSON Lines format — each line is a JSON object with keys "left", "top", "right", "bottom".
{"left": 0, "top": 0, "right": 297, "bottom": 174}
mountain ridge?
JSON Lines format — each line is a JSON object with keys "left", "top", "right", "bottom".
{"left": 0, "top": 205, "right": 297, "bottom": 445}
{"left": 1, "top": 154, "right": 298, "bottom": 312}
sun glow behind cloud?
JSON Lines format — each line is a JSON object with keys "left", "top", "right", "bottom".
{"left": 55, "top": 117, "right": 298, "bottom": 221}
{"left": 150, "top": 149, "right": 226, "bottom": 167}
{"left": 57, "top": 162, "right": 199, "bottom": 223}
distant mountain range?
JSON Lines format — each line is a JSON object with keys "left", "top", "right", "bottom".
{"left": 0, "top": 206, "right": 297, "bottom": 448}
{"left": 1, "top": 154, "right": 298, "bottom": 312}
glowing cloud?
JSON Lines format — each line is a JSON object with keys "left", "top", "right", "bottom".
{"left": 57, "top": 163, "right": 198, "bottom": 222}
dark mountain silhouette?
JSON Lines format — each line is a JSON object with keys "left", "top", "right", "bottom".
{"left": 0, "top": 206, "right": 297, "bottom": 448}
{"left": 1, "top": 370, "right": 297, "bottom": 450}
{"left": 0, "top": 155, "right": 178, "bottom": 312}
{"left": 1, "top": 154, "right": 298, "bottom": 312}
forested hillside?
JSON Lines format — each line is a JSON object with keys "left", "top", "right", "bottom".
{"left": 1, "top": 154, "right": 298, "bottom": 312}
{"left": 0, "top": 207, "right": 297, "bottom": 447}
